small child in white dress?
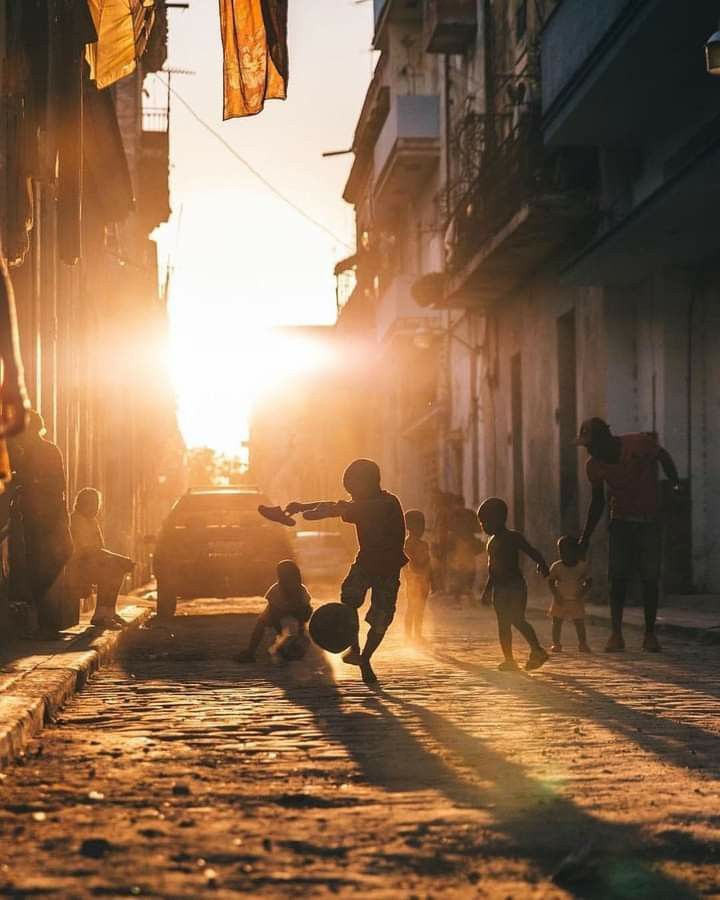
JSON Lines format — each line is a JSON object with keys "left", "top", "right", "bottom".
{"left": 548, "top": 536, "right": 592, "bottom": 653}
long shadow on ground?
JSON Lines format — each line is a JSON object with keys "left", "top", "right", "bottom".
{"left": 118, "top": 611, "right": 703, "bottom": 899}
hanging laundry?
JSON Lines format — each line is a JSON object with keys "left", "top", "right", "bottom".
{"left": 219, "top": 0, "right": 289, "bottom": 119}
{"left": 86, "top": 0, "right": 156, "bottom": 89}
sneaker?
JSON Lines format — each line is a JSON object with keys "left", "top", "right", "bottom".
{"left": 550, "top": 643, "right": 563, "bottom": 653}
{"left": 525, "top": 648, "right": 550, "bottom": 671}
{"left": 360, "top": 659, "right": 378, "bottom": 685}
{"left": 604, "top": 633, "right": 625, "bottom": 653}
{"left": 498, "top": 659, "right": 520, "bottom": 672}
{"left": 257, "top": 504, "right": 296, "bottom": 527}
{"left": 578, "top": 642, "right": 593, "bottom": 654}
{"left": 642, "top": 632, "right": 662, "bottom": 653}
{"left": 342, "top": 648, "right": 362, "bottom": 666}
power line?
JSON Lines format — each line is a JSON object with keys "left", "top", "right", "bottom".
{"left": 153, "top": 73, "right": 354, "bottom": 252}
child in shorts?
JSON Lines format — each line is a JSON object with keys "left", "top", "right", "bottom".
{"left": 236, "top": 560, "right": 312, "bottom": 662}
{"left": 403, "top": 509, "right": 432, "bottom": 642}
{"left": 548, "top": 535, "right": 592, "bottom": 653}
{"left": 283, "top": 458, "right": 407, "bottom": 685}
{"left": 478, "top": 497, "right": 550, "bottom": 672}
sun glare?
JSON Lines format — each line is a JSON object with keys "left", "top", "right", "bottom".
{"left": 167, "top": 300, "right": 335, "bottom": 457}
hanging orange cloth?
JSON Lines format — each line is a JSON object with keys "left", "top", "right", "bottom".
{"left": 219, "top": 0, "right": 289, "bottom": 119}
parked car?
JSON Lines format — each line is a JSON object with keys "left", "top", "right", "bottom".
{"left": 292, "top": 530, "right": 353, "bottom": 590}
{"left": 153, "top": 487, "right": 294, "bottom": 618}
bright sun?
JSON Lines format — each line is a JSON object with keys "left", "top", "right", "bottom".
{"left": 167, "top": 301, "right": 335, "bottom": 457}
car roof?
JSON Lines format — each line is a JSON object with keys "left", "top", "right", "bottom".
{"left": 171, "top": 488, "right": 269, "bottom": 513}
{"left": 186, "top": 486, "right": 261, "bottom": 496}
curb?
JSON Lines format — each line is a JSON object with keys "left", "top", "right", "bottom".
{"left": 0, "top": 606, "right": 152, "bottom": 768}
{"left": 527, "top": 602, "right": 720, "bottom": 645}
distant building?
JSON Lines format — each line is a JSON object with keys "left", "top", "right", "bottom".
{"left": 249, "top": 326, "right": 359, "bottom": 507}
{"left": 339, "top": 0, "right": 720, "bottom": 596}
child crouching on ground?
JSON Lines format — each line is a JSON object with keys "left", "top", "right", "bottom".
{"left": 548, "top": 536, "right": 592, "bottom": 653}
{"left": 403, "top": 509, "right": 432, "bottom": 642}
{"left": 237, "top": 560, "right": 312, "bottom": 662}
{"left": 478, "top": 497, "right": 550, "bottom": 672}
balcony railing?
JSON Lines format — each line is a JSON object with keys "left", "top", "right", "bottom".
{"left": 445, "top": 106, "right": 599, "bottom": 285}
{"left": 424, "top": 0, "right": 477, "bottom": 54}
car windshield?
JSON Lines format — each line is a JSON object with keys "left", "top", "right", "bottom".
{"left": 168, "top": 491, "right": 270, "bottom": 528}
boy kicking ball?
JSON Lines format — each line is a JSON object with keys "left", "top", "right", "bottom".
{"left": 262, "top": 458, "right": 407, "bottom": 684}
{"left": 478, "top": 498, "right": 550, "bottom": 672}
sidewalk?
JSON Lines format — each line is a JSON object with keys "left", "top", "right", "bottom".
{"left": 0, "top": 595, "right": 153, "bottom": 767}
{"left": 528, "top": 593, "right": 720, "bottom": 643}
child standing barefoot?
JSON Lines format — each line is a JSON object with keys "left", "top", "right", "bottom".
{"left": 478, "top": 498, "right": 550, "bottom": 672}
{"left": 403, "top": 509, "right": 432, "bottom": 642}
{"left": 549, "top": 536, "right": 592, "bottom": 653}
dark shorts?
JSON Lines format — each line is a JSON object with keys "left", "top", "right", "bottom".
{"left": 609, "top": 519, "right": 661, "bottom": 582}
{"left": 341, "top": 562, "right": 401, "bottom": 633}
{"left": 492, "top": 576, "right": 528, "bottom": 620}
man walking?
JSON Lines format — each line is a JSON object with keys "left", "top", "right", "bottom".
{"left": 577, "top": 418, "right": 680, "bottom": 653}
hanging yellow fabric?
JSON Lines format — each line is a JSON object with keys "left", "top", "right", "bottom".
{"left": 86, "top": 0, "right": 156, "bottom": 89}
{"left": 219, "top": 0, "right": 289, "bottom": 119}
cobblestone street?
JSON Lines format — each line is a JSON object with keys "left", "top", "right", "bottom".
{"left": 1, "top": 597, "right": 719, "bottom": 898}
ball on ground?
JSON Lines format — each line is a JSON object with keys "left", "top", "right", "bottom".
{"left": 309, "top": 602, "right": 357, "bottom": 654}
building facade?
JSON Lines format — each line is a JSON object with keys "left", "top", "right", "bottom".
{"left": 0, "top": 1, "right": 182, "bottom": 634}
{"left": 341, "top": 0, "right": 720, "bottom": 596}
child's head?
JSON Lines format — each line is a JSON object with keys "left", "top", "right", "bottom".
{"left": 557, "top": 535, "right": 581, "bottom": 566}
{"left": 405, "top": 509, "right": 425, "bottom": 536}
{"left": 74, "top": 487, "right": 101, "bottom": 518}
{"left": 477, "top": 497, "right": 507, "bottom": 535}
{"left": 342, "top": 458, "right": 381, "bottom": 500}
{"left": 277, "top": 559, "right": 302, "bottom": 592}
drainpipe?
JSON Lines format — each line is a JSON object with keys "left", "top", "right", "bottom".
{"left": 686, "top": 279, "right": 698, "bottom": 589}
{"left": 470, "top": 315, "right": 480, "bottom": 507}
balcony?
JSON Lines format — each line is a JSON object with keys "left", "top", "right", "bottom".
{"left": 376, "top": 275, "right": 442, "bottom": 345}
{"left": 424, "top": 0, "right": 477, "bottom": 54}
{"left": 374, "top": 0, "right": 422, "bottom": 50}
{"left": 542, "top": 0, "right": 720, "bottom": 148}
{"left": 343, "top": 56, "right": 390, "bottom": 205}
{"left": 373, "top": 94, "right": 441, "bottom": 218}
{"left": 443, "top": 110, "right": 598, "bottom": 307}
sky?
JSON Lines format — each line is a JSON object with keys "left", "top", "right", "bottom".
{"left": 154, "top": 1, "right": 375, "bottom": 454}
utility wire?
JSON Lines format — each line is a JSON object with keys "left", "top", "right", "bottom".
{"left": 153, "top": 73, "right": 354, "bottom": 252}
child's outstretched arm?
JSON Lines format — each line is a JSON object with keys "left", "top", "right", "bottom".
{"left": 515, "top": 533, "right": 550, "bottom": 577}
{"left": 285, "top": 500, "right": 325, "bottom": 515}
{"left": 301, "top": 501, "right": 346, "bottom": 521}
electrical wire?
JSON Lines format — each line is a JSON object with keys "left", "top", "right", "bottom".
{"left": 153, "top": 73, "right": 354, "bottom": 252}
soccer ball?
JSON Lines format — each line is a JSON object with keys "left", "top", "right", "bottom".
{"left": 308, "top": 602, "right": 357, "bottom": 654}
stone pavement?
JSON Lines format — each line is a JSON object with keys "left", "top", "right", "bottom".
{"left": 0, "top": 596, "right": 718, "bottom": 898}
{"left": 0, "top": 597, "right": 152, "bottom": 766}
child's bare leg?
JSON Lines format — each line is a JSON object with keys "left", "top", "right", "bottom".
{"left": 514, "top": 616, "right": 542, "bottom": 651}
{"left": 361, "top": 627, "right": 384, "bottom": 662}
{"left": 340, "top": 567, "right": 367, "bottom": 665}
{"left": 415, "top": 596, "right": 427, "bottom": 639}
{"left": 496, "top": 608, "right": 514, "bottom": 661}
{"left": 551, "top": 617, "right": 563, "bottom": 649}
{"left": 237, "top": 612, "right": 269, "bottom": 662}
{"left": 575, "top": 619, "right": 590, "bottom": 649}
